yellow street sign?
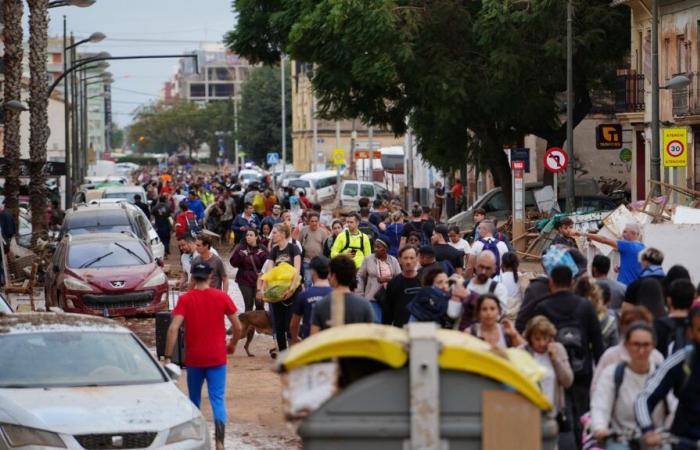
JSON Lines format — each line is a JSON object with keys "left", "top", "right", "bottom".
{"left": 333, "top": 148, "right": 345, "bottom": 166}
{"left": 662, "top": 128, "right": 688, "bottom": 167}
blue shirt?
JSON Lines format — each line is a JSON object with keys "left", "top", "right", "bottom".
{"left": 292, "top": 286, "right": 333, "bottom": 338}
{"left": 187, "top": 198, "right": 205, "bottom": 220}
{"left": 617, "top": 239, "right": 645, "bottom": 285}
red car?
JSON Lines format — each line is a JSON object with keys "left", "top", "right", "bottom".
{"left": 45, "top": 232, "right": 169, "bottom": 317}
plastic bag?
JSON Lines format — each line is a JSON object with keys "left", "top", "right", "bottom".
{"left": 252, "top": 193, "right": 265, "bottom": 215}
{"left": 260, "top": 262, "right": 300, "bottom": 302}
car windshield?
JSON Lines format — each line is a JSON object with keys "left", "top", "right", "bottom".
{"left": 103, "top": 191, "right": 141, "bottom": 203}
{"left": 289, "top": 180, "right": 311, "bottom": 189}
{"left": 0, "top": 331, "right": 165, "bottom": 388}
{"left": 68, "top": 241, "right": 151, "bottom": 268}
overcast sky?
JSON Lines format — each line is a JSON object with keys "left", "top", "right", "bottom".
{"left": 46, "top": 0, "right": 237, "bottom": 127}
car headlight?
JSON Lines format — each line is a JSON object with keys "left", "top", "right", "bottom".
{"left": 1, "top": 423, "right": 66, "bottom": 448}
{"left": 63, "top": 276, "right": 92, "bottom": 291}
{"left": 143, "top": 271, "right": 167, "bottom": 288}
{"left": 165, "top": 416, "right": 206, "bottom": 445}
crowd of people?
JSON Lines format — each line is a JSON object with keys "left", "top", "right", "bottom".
{"left": 152, "top": 168, "right": 700, "bottom": 450}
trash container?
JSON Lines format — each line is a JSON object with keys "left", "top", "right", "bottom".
{"left": 278, "top": 323, "right": 558, "bottom": 450}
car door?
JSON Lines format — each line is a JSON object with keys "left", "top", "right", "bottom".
{"left": 315, "top": 176, "right": 338, "bottom": 203}
{"left": 46, "top": 243, "right": 65, "bottom": 304}
{"left": 341, "top": 182, "right": 359, "bottom": 205}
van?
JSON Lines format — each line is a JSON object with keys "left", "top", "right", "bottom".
{"left": 339, "top": 180, "right": 388, "bottom": 209}
{"left": 296, "top": 171, "right": 340, "bottom": 204}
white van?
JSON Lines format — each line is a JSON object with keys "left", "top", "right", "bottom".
{"left": 339, "top": 180, "right": 388, "bottom": 209}
{"left": 294, "top": 171, "right": 339, "bottom": 204}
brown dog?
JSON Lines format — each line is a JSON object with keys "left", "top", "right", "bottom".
{"left": 235, "top": 310, "right": 277, "bottom": 358}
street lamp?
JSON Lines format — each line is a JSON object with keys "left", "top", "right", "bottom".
{"left": 662, "top": 75, "right": 691, "bottom": 90}
{"left": 3, "top": 100, "right": 30, "bottom": 112}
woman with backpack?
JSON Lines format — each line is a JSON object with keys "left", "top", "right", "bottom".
{"left": 589, "top": 322, "right": 669, "bottom": 449}
{"left": 467, "top": 294, "right": 523, "bottom": 348}
{"left": 230, "top": 229, "right": 268, "bottom": 312}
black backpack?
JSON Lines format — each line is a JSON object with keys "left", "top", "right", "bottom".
{"left": 667, "top": 318, "right": 690, "bottom": 356}
{"left": 341, "top": 230, "right": 369, "bottom": 255}
{"left": 554, "top": 306, "right": 587, "bottom": 376}
{"left": 358, "top": 221, "right": 378, "bottom": 247}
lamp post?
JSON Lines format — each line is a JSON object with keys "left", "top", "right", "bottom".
{"left": 565, "top": 0, "right": 575, "bottom": 212}
{"left": 49, "top": 0, "right": 96, "bottom": 8}
{"left": 62, "top": 22, "right": 105, "bottom": 207}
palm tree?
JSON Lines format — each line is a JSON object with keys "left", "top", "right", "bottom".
{"left": 27, "top": 0, "right": 50, "bottom": 245}
{"left": 2, "top": 0, "right": 24, "bottom": 226}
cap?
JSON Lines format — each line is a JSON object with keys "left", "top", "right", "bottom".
{"left": 374, "top": 238, "right": 389, "bottom": 249}
{"left": 190, "top": 261, "right": 213, "bottom": 279}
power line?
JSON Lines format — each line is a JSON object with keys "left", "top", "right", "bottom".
{"left": 111, "top": 86, "right": 161, "bottom": 97}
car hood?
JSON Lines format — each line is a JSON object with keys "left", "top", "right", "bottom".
{"left": 68, "top": 265, "right": 161, "bottom": 291}
{"left": 0, "top": 383, "right": 198, "bottom": 434}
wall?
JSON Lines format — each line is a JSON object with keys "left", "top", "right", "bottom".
{"left": 643, "top": 223, "right": 700, "bottom": 276}
{"left": 19, "top": 92, "right": 65, "bottom": 161}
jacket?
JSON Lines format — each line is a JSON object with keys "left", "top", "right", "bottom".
{"left": 381, "top": 223, "right": 404, "bottom": 257}
{"left": 523, "top": 342, "right": 573, "bottom": 411}
{"left": 175, "top": 211, "right": 196, "bottom": 238}
{"left": 229, "top": 244, "right": 268, "bottom": 288}
{"left": 357, "top": 254, "right": 401, "bottom": 301}
{"left": 515, "top": 275, "right": 550, "bottom": 333}
{"left": 232, "top": 213, "right": 261, "bottom": 234}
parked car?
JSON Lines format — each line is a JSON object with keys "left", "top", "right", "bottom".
{"left": 60, "top": 202, "right": 165, "bottom": 259}
{"left": 0, "top": 312, "right": 209, "bottom": 449}
{"left": 72, "top": 187, "right": 108, "bottom": 205}
{"left": 339, "top": 180, "right": 389, "bottom": 209}
{"left": 446, "top": 180, "right": 614, "bottom": 233}
{"left": 101, "top": 185, "right": 148, "bottom": 205}
{"left": 44, "top": 232, "right": 168, "bottom": 316}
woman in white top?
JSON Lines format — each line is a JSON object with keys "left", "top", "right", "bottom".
{"left": 468, "top": 294, "right": 523, "bottom": 348}
{"left": 521, "top": 315, "right": 573, "bottom": 416}
{"left": 590, "top": 322, "right": 669, "bottom": 449}
{"left": 447, "top": 225, "right": 471, "bottom": 253}
{"left": 494, "top": 252, "right": 523, "bottom": 319}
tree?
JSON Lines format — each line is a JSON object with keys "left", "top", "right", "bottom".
{"left": 226, "top": 0, "right": 629, "bottom": 205}
{"left": 110, "top": 123, "right": 125, "bottom": 149}
{"left": 2, "top": 0, "right": 24, "bottom": 226}
{"left": 237, "top": 65, "right": 291, "bottom": 165}
{"left": 27, "top": 0, "right": 49, "bottom": 245}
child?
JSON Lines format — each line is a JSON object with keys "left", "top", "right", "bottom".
{"left": 468, "top": 207, "right": 486, "bottom": 244}
{"left": 551, "top": 217, "right": 578, "bottom": 249}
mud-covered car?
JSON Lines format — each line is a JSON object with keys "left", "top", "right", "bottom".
{"left": 0, "top": 313, "right": 209, "bottom": 449}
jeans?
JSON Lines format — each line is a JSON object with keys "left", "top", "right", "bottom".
{"left": 370, "top": 301, "right": 382, "bottom": 324}
{"left": 239, "top": 284, "right": 263, "bottom": 312}
{"left": 566, "top": 382, "right": 591, "bottom": 450}
{"left": 302, "top": 262, "right": 313, "bottom": 289}
{"left": 186, "top": 364, "right": 227, "bottom": 423}
{"left": 271, "top": 299, "right": 294, "bottom": 351}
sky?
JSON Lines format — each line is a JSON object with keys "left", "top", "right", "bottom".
{"left": 46, "top": 0, "right": 237, "bottom": 127}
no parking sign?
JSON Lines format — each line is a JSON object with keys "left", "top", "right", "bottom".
{"left": 663, "top": 128, "right": 688, "bottom": 167}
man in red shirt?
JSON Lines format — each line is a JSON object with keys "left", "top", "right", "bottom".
{"left": 451, "top": 179, "right": 463, "bottom": 213}
{"left": 165, "top": 261, "right": 242, "bottom": 450}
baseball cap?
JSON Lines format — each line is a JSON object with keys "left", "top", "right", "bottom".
{"left": 190, "top": 261, "right": 213, "bottom": 279}
{"left": 309, "top": 255, "right": 330, "bottom": 273}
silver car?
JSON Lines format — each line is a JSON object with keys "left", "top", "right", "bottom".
{"left": 0, "top": 313, "right": 209, "bottom": 449}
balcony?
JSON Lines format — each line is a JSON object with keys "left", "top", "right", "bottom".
{"left": 615, "top": 70, "right": 645, "bottom": 113}
{"left": 672, "top": 72, "right": 700, "bottom": 117}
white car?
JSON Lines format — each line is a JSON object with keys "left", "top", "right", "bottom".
{"left": 0, "top": 313, "right": 209, "bottom": 449}
{"left": 101, "top": 185, "right": 148, "bottom": 205}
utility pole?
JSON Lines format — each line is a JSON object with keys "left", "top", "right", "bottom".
{"left": 406, "top": 125, "right": 414, "bottom": 207}
{"left": 367, "top": 126, "right": 374, "bottom": 182}
{"left": 350, "top": 120, "right": 357, "bottom": 178}
{"left": 650, "top": 0, "right": 660, "bottom": 191}
{"left": 281, "top": 55, "right": 287, "bottom": 175}
{"left": 233, "top": 97, "right": 239, "bottom": 173}
{"left": 311, "top": 93, "right": 318, "bottom": 172}
{"left": 63, "top": 15, "right": 72, "bottom": 208}
{"left": 565, "top": 0, "right": 576, "bottom": 212}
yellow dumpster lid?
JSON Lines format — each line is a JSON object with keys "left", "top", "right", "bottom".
{"left": 278, "top": 324, "right": 551, "bottom": 410}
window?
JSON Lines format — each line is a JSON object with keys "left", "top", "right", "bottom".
{"left": 52, "top": 53, "right": 62, "bottom": 64}
{"left": 360, "top": 183, "right": 375, "bottom": 198}
{"left": 315, "top": 176, "right": 338, "bottom": 190}
{"left": 208, "top": 67, "right": 233, "bottom": 81}
{"left": 343, "top": 183, "right": 358, "bottom": 196}
{"left": 483, "top": 192, "right": 507, "bottom": 212}
{"left": 677, "top": 35, "right": 687, "bottom": 74}
{"left": 189, "top": 83, "right": 205, "bottom": 97}
{"left": 208, "top": 83, "right": 234, "bottom": 98}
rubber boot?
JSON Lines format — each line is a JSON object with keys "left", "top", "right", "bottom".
{"left": 215, "top": 420, "right": 225, "bottom": 450}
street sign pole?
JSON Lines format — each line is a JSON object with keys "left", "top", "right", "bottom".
{"left": 512, "top": 160, "right": 525, "bottom": 252}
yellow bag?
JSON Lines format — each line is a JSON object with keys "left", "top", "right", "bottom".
{"left": 260, "top": 262, "right": 300, "bottom": 302}
{"left": 252, "top": 193, "right": 265, "bottom": 215}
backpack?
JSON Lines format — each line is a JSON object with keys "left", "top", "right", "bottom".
{"left": 479, "top": 238, "right": 502, "bottom": 274}
{"left": 186, "top": 215, "right": 202, "bottom": 237}
{"left": 358, "top": 221, "right": 378, "bottom": 247}
{"left": 341, "top": 230, "right": 369, "bottom": 255}
{"left": 555, "top": 308, "right": 587, "bottom": 376}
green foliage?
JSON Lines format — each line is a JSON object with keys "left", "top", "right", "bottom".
{"left": 237, "top": 65, "right": 291, "bottom": 165}
{"left": 110, "top": 123, "right": 124, "bottom": 150}
{"left": 226, "top": 0, "right": 630, "bottom": 195}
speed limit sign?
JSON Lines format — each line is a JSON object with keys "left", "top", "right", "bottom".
{"left": 663, "top": 128, "right": 688, "bottom": 167}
